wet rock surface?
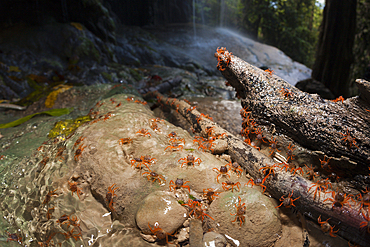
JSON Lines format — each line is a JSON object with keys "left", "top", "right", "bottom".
{"left": 136, "top": 191, "right": 188, "bottom": 235}
{"left": 209, "top": 187, "right": 282, "bottom": 247}
{"left": 0, "top": 84, "right": 353, "bottom": 246}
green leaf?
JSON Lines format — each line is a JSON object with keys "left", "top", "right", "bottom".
{"left": 0, "top": 108, "right": 73, "bottom": 128}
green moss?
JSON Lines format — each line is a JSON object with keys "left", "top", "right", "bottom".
{"left": 134, "top": 43, "right": 157, "bottom": 52}
{"left": 101, "top": 72, "right": 113, "bottom": 83}
{"left": 128, "top": 68, "right": 143, "bottom": 81}
{"left": 48, "top": 115, "right": 91, "bottom": 138}
{"left": 39, "top": 58, "right": 64, "bottom": 70}
{"left": 76, "top": 36, "right": 101, "bottom": 63}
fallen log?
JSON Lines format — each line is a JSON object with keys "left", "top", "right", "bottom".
{"left": 216, "top": 51, "right": 370, "bottom": 176}
{"left": 149, "top": 58, "right": 370, "bottom": 245}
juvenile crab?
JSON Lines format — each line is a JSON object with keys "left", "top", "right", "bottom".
{"left": 253, "top": 127, "right": 268, "bottom": 146}
{"left": 340, "top": 128, "right": 358, "bottom": 149}
{"left": 6, "top": 231, "right": 22, "bottom": 244}
{"left": 148, "top": 222, "right": 175, "bottom": 244}
{"left": 142, "top": 170, "right": 166, "bottom": 184}
{"left": 259, "top": 163, "right": 279, "bottom": 183}
{"left": 356, "top": 187, "right": 370, "bottom": 214}
{"left": 178, "top": 154, "right": 202, "bottom": 167}
{"left": 318, "top": 215, "right": 339, "bottom": 237}
{"left": 213, "top": 165, "right": 231, "bottom": 183}
{"left": 280, "top": 162, "right": 303, "bottom": 176}
{"left": 245, "top": 178, "right": 266, "bottom": 193}
{"left": 203, "top": 188, "right": 221, "bottom": 203}
{"left": 308, "top": 178, "right": 332, "bottom": 200}
{"left": 136, "top": 128, "right": 151, "bottom": 137}
{"left": 106, "top": 183, "right": 118, "bottom": 211}
{"left": 73, "top": 136, "right": 85, "bottom": 148}
{"left": 184, "top": 199, "right": 214, "bottom": 222}
{"left": 68, "top": 181, "right": 82, "bottom": 199}
{"left": 119, "top": 138, "right": 133, "bottom": 145}
{"left": 268, "top": 137, "right": 281, "bottom": 157}
{"left": 230, "top": 196, "right": 246, "bottom": 226}
{"left": 164, "top": 143, "right": 184, "bottom": 152}
{"left": 360, "top": 210, "right": 370, "bottom": 233}
{"left": 286, "top": 143, "right": 296, "bottom": 161}
{"left": 43, "top": 189, "right": 58, "bottom": 204}
{"left": 168, "top": 132, "right": 177, "bottom": 138}
{"left": 130, "top": 157, "right": 151, "bottom": 170}
{"left": 229, "top": 162, "right": 243, "bottom": 177}
{"left": 324, "top": 189, "right": 354, "bottom": 209}
{"left": 275, "top": 190, "right": 300, "bottom": 208}
{"left": 74, "top": 144, "right": 86, "bottom": 161}
{"left": 142, "top": 155, "right": 157, "bottom": 165}
{"left": 169, "top": 178, "right": 190, "bottom": 193}
{"left": 63, "top": 228, "right": 82, "bottom": 241}
{"left": 222, "top": 181, "right": 241, "bottom": 192}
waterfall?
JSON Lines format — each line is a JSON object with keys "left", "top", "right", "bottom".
{"left": 220, "top": 0, "right": 225, "bottom": 27}
{"left": 193, "top": 0, "right": 196, "bottom": 39}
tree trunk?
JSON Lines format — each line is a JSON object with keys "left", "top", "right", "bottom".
{"left": 311, "top": 0, "right": 357, "bottom": 98}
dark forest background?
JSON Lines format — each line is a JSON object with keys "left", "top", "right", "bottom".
{"left": 0, "top": 0, "right": 369, "bottom": 97}
{"left": 108, "top": 0, "right": 369, "bottom": 97}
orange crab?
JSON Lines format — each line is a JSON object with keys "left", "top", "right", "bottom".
{"left": 280, "top": 162, "right": 303, "bottom": 176}
{"left": 184, "top": 199, "right": 214, "bottom": 221}
{"left": 196, "top": 113, "right": 214, "bottom": 123}
{"left": 74, "top": 144, "right": 86, "bottom": 161}
{"left": 130, "top": 157, "right": 152, "bottom": 170}
{"left": 118, "top": 138, "right": 133, "bottom": 145}
{"left": 106, "top": 183, "right": 118, "bottom": 211}
{"left": 320, "top": 156, "right": 332, "bottom": 171}
{"left": 360, "top": 210, "right": 370, "bottom": 233}
{"left": 275, "top": 190, "right": 300, "bottom": 208}
{"left": 222, "top": 181, "right": 241, "bottom": 192}
{"left": 148, "top": 222, "right": 175, "bottom": 244}
{"left": 308, "top": 178, "right": 332, "bottom": 200}
{"left": 245, "top": 178, "right": 267, "bottom": 193}
{"left": 286, "top": 143, "right": 295, "bottom": 161}
{"left": 203, "top": 188, "right": 221, "bottom": 203}
{"left": 169, "top": 136, "right": 185, "bottom": 145}
{"left": 229, "top": 162, "right": 243, "bottom": 176}
{"left": 136, "top": 128, "right": 151, "bottom": 137}
{"left": 63, "top": 228, "right": 82, "bottom": 241}
{"left": 280, "top": 87, "right": 293, "bottom": 98}
{"left": 264, "top": 68, "right": 274, "bottom": 75}
{"left": 142, "top": 170, "right": 166, "bottom": 184}
{"left": 268, "top": 137, "right": 281, "bottom": 157}
{"left": 324, "top": 189, "right": 354, "bottom": 209}
{"left": 253, "top": 127, "right": 268, "bottom": 146}
{"left": 213, "top": 165, "right": 231, "bottom": 183}
{"left": 169, "top": 178, "right": 190, "bottom": 193}
{"left": 6, "top": 231, "right": 22, "bottom": 244}
{"left": 68, "top": 181, "right": 82, "bottom": 199}
{"left": 168, "top": 132, "right": 178, "bottom": 138}
{"left": 356, "top": 187, "right": 370, "bottom": 214}
{"left": 73, "top": 136, "right": 85, "bottom": 148}
{"left": 340, "top": 128, "right": 358, "bottom": 149}
{"left": 259, "top": 163, "right": 279, "bottom": 183}
{"left": 230, "top": 196, "right": 246, "bottom": 226}
{"left": 43, "top": 189, "right": 58, "bottom": 204}
{"left": 178, "top": 154, "right": 202, "bottom": 167}
{"left": 318, "top": 215, "right": 339, "bottom": 237}
{"left": 304, "top": 164, "right": 319, "bottom": 181}
{"left": 164, "top": 143, "right": 183, "bottom": 152}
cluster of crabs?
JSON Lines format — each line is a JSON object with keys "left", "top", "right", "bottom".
{"left": 238, "top": 90, "right": 370, "bottom": 239}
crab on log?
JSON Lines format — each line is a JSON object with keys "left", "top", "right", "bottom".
{"left": 147, "top": 51, "right": 370, "bottom": 245}
{"left": 218, "top": 53, "right": 370, "bottom": 175}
